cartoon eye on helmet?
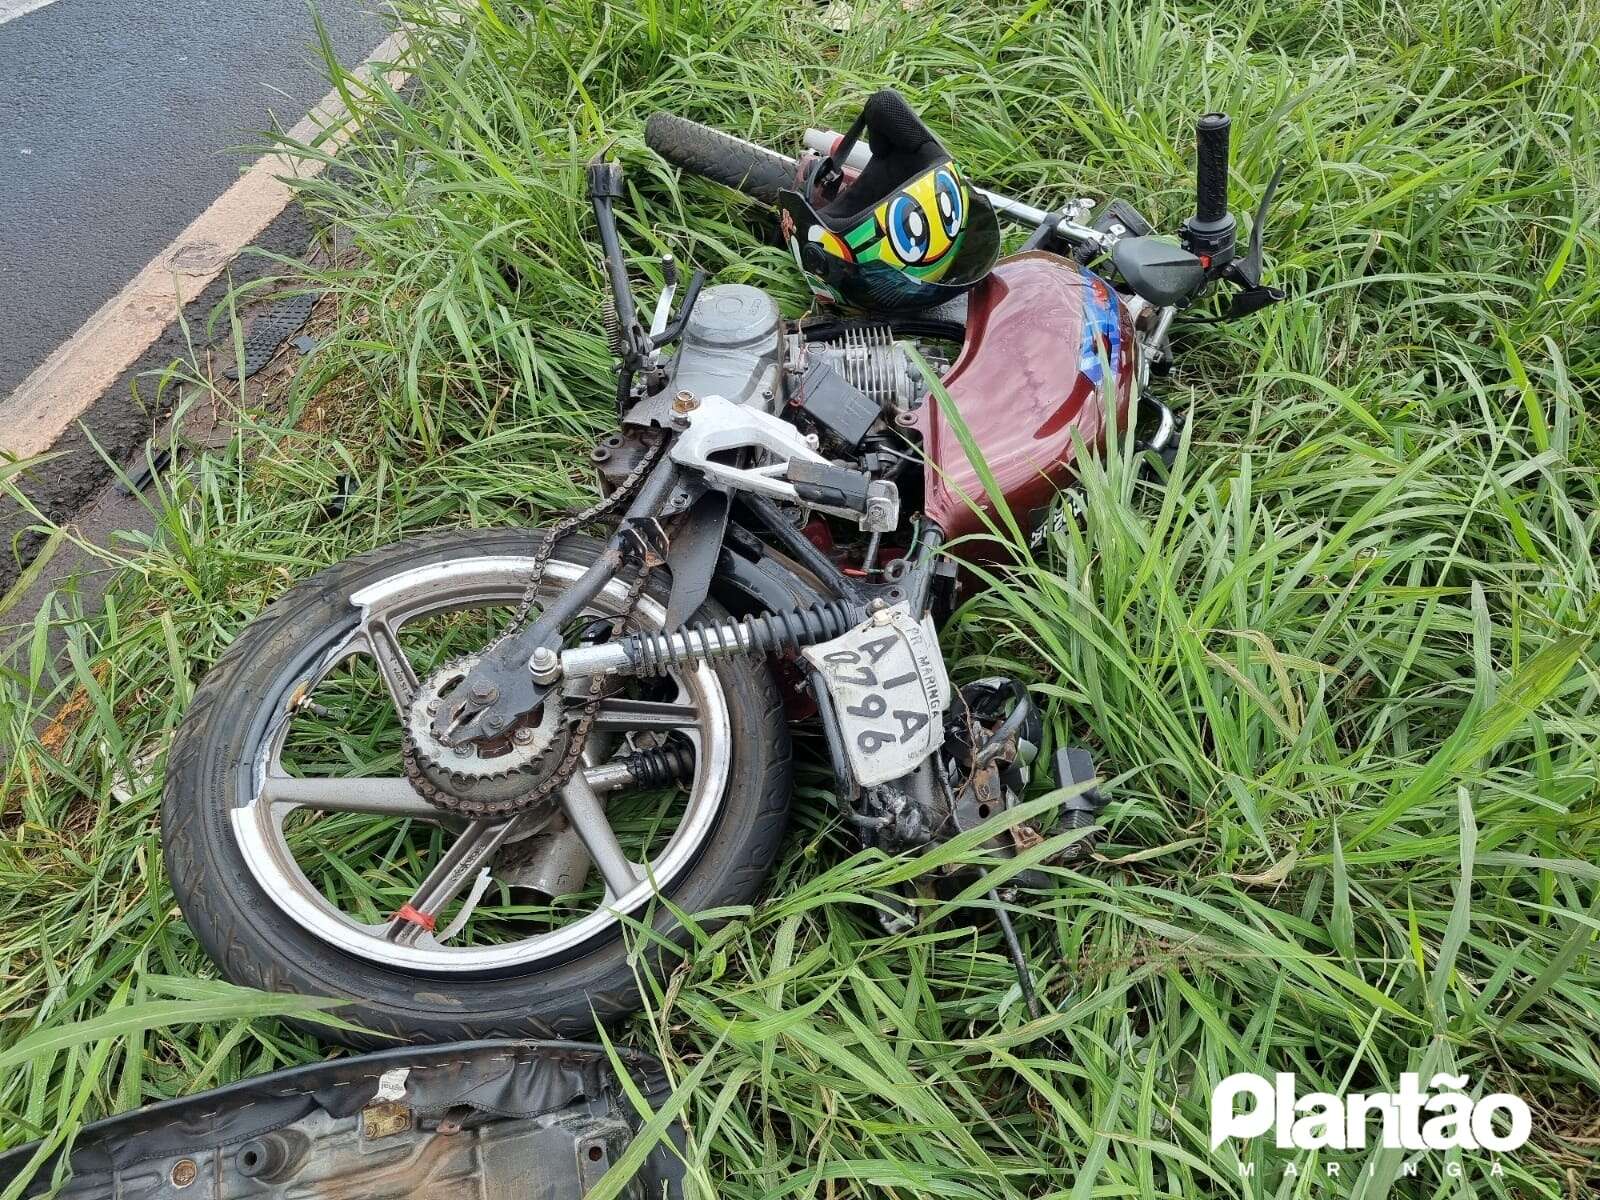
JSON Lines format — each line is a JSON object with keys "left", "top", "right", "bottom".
{"left": 777, "top": 90, "right": 1000, "bottom": 312}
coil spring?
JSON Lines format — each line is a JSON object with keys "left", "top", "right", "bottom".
{"left": 600, "top": 296, "right": 625, "bottom": 356}
{"left": 619, "top": 600, "right": 863, "bottom": 676}
{"left": 622, "top": 742, "right": 696, "bottom": 788}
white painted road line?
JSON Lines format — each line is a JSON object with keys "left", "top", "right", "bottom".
{"left": 0, "top": 0, "right": 64, "bottom": 26}
{"left": 0, "top": 28, "right": 411, "bottom": 460}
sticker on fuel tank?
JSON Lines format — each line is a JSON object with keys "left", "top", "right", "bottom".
{"left": 1078, "top": 269, "right": 1122, "bottom": 387}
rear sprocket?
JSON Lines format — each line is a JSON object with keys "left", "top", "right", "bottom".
{"left": 402, "top": 657, "right": 573, "bottom": 818}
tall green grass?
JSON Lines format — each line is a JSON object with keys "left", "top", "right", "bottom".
{"left": 2, "top": 0, "right": 1597, "bottom": 1196}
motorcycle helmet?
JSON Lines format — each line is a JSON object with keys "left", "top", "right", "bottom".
{"left": 779, "top": 89, "right": 1001, "bottom": 312}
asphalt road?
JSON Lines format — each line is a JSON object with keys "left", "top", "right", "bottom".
{"left": 0, "top": 0, "right": 393, "bottom": 402}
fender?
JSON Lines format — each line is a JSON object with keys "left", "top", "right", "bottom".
{"left": 665, "top": 491, "right": 730, "bottom": 626}
{"left": 710, "top": 535, "right": 828, "bottom": 614}
{"left": 0, "top": 1040, "right": 686, "bottom": 1199}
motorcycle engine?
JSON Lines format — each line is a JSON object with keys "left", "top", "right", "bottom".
{"left": 599, "top": 285, "right": 945, "bottom": 491}
{"left": 596, "top": 283, "right": 787, "bottom": 488}
{"left": 798, "top": 324, "right": 927, "bottom": 414}
{"left": 625, "top": 284, "right": 938, "bottom": 423}
{"left": 654, "top": 283, "right": 789, "bottom": 416}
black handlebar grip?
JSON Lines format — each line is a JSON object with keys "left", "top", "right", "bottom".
{"left": 644, "top": 113, "right": 798, "bottom": 207}
{"left": 1194, "top": 112, "right": 1232, "bottom": 225}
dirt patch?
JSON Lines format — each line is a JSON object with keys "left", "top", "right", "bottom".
{"left": 0, "top": 202, "right": 327, "bottom": 594}
{"left": 36, "top": 681, "right": 94, "bottom": 758}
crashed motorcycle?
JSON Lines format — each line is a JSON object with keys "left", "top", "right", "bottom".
{"left": 161, "top": 92, "right": 1281, "bottom": 1041}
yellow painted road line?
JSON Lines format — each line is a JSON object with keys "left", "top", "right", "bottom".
{"left": 0, "top": 28, "right": 410, "bottom": 460}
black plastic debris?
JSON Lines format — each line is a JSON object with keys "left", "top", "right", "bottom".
{"left": 322, "top": 471, "right": 357, "bottom": 520}
{"left": 115, "top": 443, "right": 174, "bottom": 497}
{"left": 0, "top": 1039, "right": 685, "bottom": 1199}
{"left": 218, "top": 290, "right": 320, "bottom": 380}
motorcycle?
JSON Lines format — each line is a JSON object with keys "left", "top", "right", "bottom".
{"left": 161, "top": 92, "right": 1282, "bottom": 1042}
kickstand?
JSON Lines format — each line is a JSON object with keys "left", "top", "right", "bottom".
{"left": 990, "top": 889, "right": 1042, "bottom": 1020}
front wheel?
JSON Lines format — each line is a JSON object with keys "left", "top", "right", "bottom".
{"left": 162, "top": 528, "right": 791, "bottom": 1044}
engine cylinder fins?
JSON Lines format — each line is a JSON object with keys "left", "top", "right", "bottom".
{"left": 808, "top": 323, "right": 927, "bottom": 410}
{"left": 619, "top": 600, "right": 864, "bottom": 676}
{"left": 841, "top": 323, "right": 897, "bottom": 400}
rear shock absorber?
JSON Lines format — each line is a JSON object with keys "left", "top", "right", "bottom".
{"left": 560, "top": 600, "right": 863, "bottom": 679}
{"left": 621, "top": 742, "right": 697, "bottom": 787}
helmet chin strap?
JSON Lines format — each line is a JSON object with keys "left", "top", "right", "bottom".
{"left": 810, "top": 90, "right": 954, "bottom": 217}
{"left": 810, "top": 109, "right": 868, "bottom": 205}
{"left": 813, "top": 87, "right": 914, "bottom": 205}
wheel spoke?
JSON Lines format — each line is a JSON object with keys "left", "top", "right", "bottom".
{"left": 364, "top": 617, "right": 419, "bottom": 717}
{"left": 262, "top": 775, "right": 440, "bottom": 820}
{"left": 559, "top": 773, "right": 640, "bottom": 899}
{"left": 263, "top": 762, "right": 638, "bottom": 823}
{"left": 386, "top": 818, "right": 520, "bottom": 945}
{"left": 590, "top": 697, "right": 700, "bottom": 734}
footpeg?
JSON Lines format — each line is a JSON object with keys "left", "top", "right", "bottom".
{"left": 789, "top": 460, "right": 899, "bottom": 532}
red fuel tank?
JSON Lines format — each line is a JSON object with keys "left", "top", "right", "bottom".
{"left": 917, "top": 251, "right": 1136, "bottom": 541}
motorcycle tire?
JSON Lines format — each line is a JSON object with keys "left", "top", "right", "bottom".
{"left": 644, "top": 113, "right": 799, "bottom": 206}
{"left": 162, "top": 528, "right": 792, "bottom": 1045}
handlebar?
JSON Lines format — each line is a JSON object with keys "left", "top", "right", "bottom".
{"left": 644, "top": 113, "right": 799, "bottom": 205}
{"left": 1181, "top": 113, "right": 1238, "bottom": 264}
{"left": 1193, "top": 113, "right": 1232, "bottom": 225}
{"left": 663, "top": 113, "right": 1280, "bottom": 319}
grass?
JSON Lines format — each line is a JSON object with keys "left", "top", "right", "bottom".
{"left": 2, "top": 0, "right": 1599, "bottom": 1195}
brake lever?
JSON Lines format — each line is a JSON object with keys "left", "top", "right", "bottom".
{"left": 1218, "top": 284, "right": 1286, "bottom": 320}
{"left": 1227, "top": 160, "right": 1286, "bottom": 290}
{"left": 1180, "top": 160, "right": 1288, "bottom": 322}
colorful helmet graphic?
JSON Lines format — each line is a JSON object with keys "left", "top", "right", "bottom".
{"left": 778, "top": 90, "right": 1000, "bottom": 312}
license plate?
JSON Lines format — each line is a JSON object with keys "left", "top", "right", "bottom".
{"left": 801, "top": 603, "right": 950, "bottom": 787}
